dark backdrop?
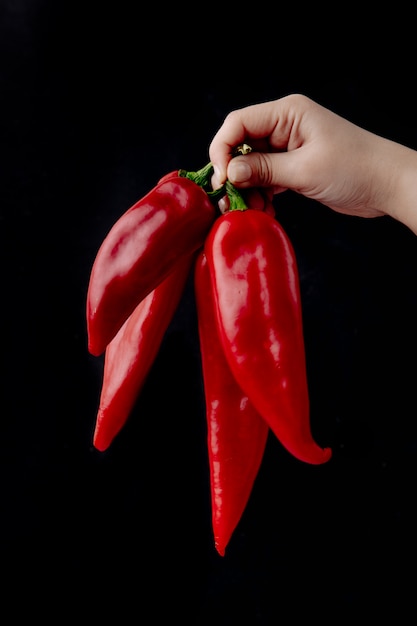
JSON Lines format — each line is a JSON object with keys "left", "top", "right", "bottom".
{"left": 1, "top": 3, "right": 417, "bottom": 622}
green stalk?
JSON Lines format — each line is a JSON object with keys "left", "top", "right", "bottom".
{"left": 224, "top": 180, "right": 248, "bottom": 211}
{"left": 179, "top": 161, "right": 214, "bottom": 190}
{"left": 179, "top": 161, "right": 248, "bottom": 211}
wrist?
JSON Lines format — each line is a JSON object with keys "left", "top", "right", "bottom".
{"left": 372, "top": 138, "right": 417, "bottom": 235}
{"left": 394, "top": 146, "right": 417, "bottom": 235}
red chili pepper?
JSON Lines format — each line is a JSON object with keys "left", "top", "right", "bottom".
{"left": 93, "top": 253, "right": 194, "bottom": 452}
{"left": 204, "top": 192, "right": 332, "bottom": 465}
{"left": 86, "top": 164, "right": 216, "bottom": 356}
{"left": 195, "top": 250, "right": 269, "bottom": 556}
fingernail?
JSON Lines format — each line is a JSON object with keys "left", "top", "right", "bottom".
{"left": 229, "top": 160, "right": 251, "bottom": 183}
{"left": 218, "top": 197, "right": 229, "bottom": 214}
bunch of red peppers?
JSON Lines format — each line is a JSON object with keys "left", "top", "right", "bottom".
{"left": 86, "top": 153, "right": 332, "bottom": 556}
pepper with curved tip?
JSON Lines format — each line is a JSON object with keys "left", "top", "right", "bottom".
{"left": 86, "top": 167, "right": 217, "bottom": 356}
{"left": 204, "top": 205, "right": 332, "bottom": 466}
{"left": 93, "top": 253, "right": 194, "bottom": 452}
{"left": 195, "top": 250, "right": 269, "bottom": 555}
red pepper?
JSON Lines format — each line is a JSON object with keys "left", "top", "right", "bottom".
{"left": 204, "top": 192, "right": 332, "bottom": 465}
{"left": 93, "top": 253, "right": 194, "bottom": 452}
{"left": 195, "top": 250, "right": 269, "bottom": 556}
{"left": 86, "top": 164, "right": 216, "bottom": 356}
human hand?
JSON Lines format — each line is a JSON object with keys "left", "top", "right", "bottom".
{"left": 209, "top": 93, "right": 417, "bottom": 230}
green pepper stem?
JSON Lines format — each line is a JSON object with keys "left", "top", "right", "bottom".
{"left": 180, "top": 161, "right": 214, "bottom": 190}
{"left": 225, "top": 180, "right": 248, "bottom": 211}
{"left": 179, "top": 161, "right": 248, "bottom": 212}
{"left": 207, "top": 185, "right": 226, "bottom": 201}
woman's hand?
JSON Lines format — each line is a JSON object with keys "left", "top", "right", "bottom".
{"left": 209, "top": 94, "right": 417, "bottom": 233}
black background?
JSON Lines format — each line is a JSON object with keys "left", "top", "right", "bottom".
{"left": 1, "top": 3, "right": 417, "bottom": 621}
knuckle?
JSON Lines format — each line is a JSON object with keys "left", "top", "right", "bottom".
{"left": 257, "top": 153, "right": 273, "bottom": 185}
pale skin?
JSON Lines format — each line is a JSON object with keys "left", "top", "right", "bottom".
{"left": 209, "top": 94, "right": 417, "bottom": 236}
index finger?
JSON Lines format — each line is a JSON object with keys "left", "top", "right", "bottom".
{"left": 209, "top": 100, "right": 288, "bottom": 182}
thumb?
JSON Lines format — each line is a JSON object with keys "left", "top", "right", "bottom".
{"left": 228, "top": 152, "right": 297, "bottom": 191}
